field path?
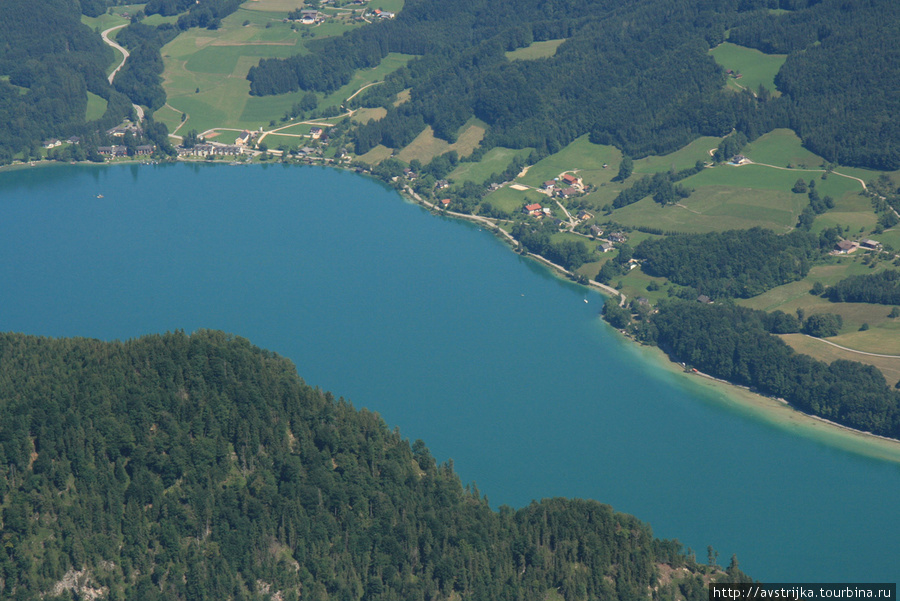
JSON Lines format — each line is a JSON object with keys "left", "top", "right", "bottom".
{"left": 741, "top": 160, "right": 868, "bottom": 191}
{"left": 803, "top": 335, "right": 900, "bottom": 359}
{"left": 101, "top": 24, "right": 145, "bottom": 121}
{"left": 346, "top": 81, "right": 382, "bottom": 102}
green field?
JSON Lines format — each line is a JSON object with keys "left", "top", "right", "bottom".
{"left": 738, "top": 259, "right": 900, "bottom": 355}
{"left": 355, "top": 144, "right": 393, "bottom": 164}
{"left": 85, "top": 92, "right": 108, "bottom": 121}
{"left": 482, "top": 186, "right": 548, "bottom": 215}
{"left": 611, "top": 186, "right": 807, "bottom": 233}
{"left": 448, "top": 147, "right": 533, "bottom": 184}
{"left": 608, "top": 158, "right": 866, "bottom": 234}
{"left": 779, "top": 334, "right": 900, "bottom": 386}
{"left": 158, "top": 1, "right": 413, "bottom": 135}
{"left": 632, "top": 136, "right": 720, "bottom": 175}
{"left": 395, "top": 118, "right": 486, "bottom": 164}
{"left": 873, "top": 228, "right": 900, "bottom": 251}
{"left": 682, "top": 163, "right": 860, "bottom": 196}
{"left": 505, "top": 39, "right": 566, "bottom": 61}
{"left": 516, "top": 135, "right": 620, "bottom": 187}
{"left": 742, "top": 129, "right": 824, "bottom": 168}
{"left": 709, "top": 42, "right": 786, "bottom": 95}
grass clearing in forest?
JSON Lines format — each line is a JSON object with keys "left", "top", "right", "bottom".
{"left": 396, "top": 119, "right": 486, "bottom": 164}
{"left": 779, "top": 334, "right": 900, "bottom": 386}
{"left": 742, "top": 129, "right": 825, "bottom": 168}
{"left": 611, "top": 184, "right": 807, "bottom": 233}
{"left": 85, "top": 92, "right": 108, "bottom": 121}
{"left": 160, "top": 5, "right": 410, "bottom": 134}
{"left": 483, "top": 186, "right": 547, "bottom": 215}
{"left": 738, "top": 259, "right": 900, "bottom": 355}
{"left": 505, "top": 39, "right": 567, "bottom": 61}
{"left": 633, "top": 136, "right": 720, "bottom": 175}
{"left": 356, "top": 144, "right": 393, "bottom": 164}
{"left": 517, "top": 136, "right": 620, "bottom": 188}
{"left": 449, "top": 147, "right": 533, "bottom": 184}
{"left": 709, "top": 42, "right": 786, "bottom": 95}
{"left": 351, "top": 107, "right": 387, "bottom": 123}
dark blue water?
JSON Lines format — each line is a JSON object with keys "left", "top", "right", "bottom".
{"left": 1, "top": 163, "right": 898, "bottom": 581}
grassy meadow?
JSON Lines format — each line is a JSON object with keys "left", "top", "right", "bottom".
{"left": 505, "top": 39, "right": 566, "bottom": 61}
{"left": 156, "top": 0, "right": 412, "bottom": 135}
{"left": 85, "top": 92, "right": 108, "bottom": 121}
{"left": 739, "top": 259, "right": 900, "bottom": 355}
{"left": 516, "top": 135, "right": 620, "bottom": 187}
{"left": 482, "top": 186, "right": 548, "bottom": 215}
{"left": 709, "top": 42, "right": 786, "bottom": 95}
{"left": 448, "top": 147, "right": 533, "bottom": 184}
{"left": 778, "top": 334, "right": 900, "bottom": 387}
{"left": 395, "top": 119, "right": 486, "bottom": 164}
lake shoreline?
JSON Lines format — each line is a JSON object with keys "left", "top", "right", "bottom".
{"left": 6, "top": 156, "right": 900, "bottom": 461}
{"left": 393, "top": 180, "right": 900, "bottom": 463}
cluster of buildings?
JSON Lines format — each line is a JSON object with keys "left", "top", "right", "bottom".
{"left": 833, "top": 238, "right": 883, "bottom": 254}
{"left": 98, "top": 144, "right": 154, "bottom": 157}
{"left": 541, "top": 172, "right": 585, "bottom": 199}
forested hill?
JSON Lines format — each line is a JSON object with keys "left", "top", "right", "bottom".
{"left": 0, "top": 0, "right": 131, "bottom": 162}
{"left": 0, "top": 330, "right": 746, "bottom": 600}
{"left": 248, "top": 0, "right": 900, "bottom": 170}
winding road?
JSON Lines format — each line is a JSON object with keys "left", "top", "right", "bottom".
{"left": 101, "top": 24, "right": 145, "bottom": 121}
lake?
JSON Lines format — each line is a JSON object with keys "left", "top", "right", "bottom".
{"left": 1, "top": 162, "right": 898, "bottom": 581}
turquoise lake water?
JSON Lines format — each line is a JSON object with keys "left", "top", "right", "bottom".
{"left": 1, "top": 163, "right": 898, "bottom": 581}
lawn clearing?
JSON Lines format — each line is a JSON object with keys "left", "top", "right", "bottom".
{"left": 320, "top": 53, "right": 415, "bottom": 110}
{"left": 85, "top": 92, "right": 108, "bottom": 121}
{"left": 632, "top": 136, "right": 720, "bottom": 175}
{"left": 709, "top": 42, "right": 786, "bottom": 96}
{"left": 153, "top": 103, "right": 185, "bottom": 133}
{"left": 355, "top": 144, "right": 393, "bottom": 164}
{"left": 351, "top": 107, "right": 387, "bottom": 123}
{"left": 448, "top": 147, "right": 533, "bottom": 184}
{"left": 742, "top": 129, "right": 824, "bottom": 169}
{"left": 779, "top": 334, "right": 900, "bottom": 386}
{"left": 611, "top": 184, "right": 807, "bottom": 233}
{"left": 161, "top": 7, "right": 411, "bottom": 135}
{"left": 396, "top": 119, "right": 486, "bottom": 164}
{"left": 483, "top": 186, "right": 547, "bottom": 215}
{"left": 517, "top": 135, "right": 619, "bottom": 187}
{"left": 505, "top": 39, "right": 566, "bottom": 61}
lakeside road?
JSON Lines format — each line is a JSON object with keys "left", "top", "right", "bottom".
{"left": 410, "top": 190, "right": 625, "bottom": 303}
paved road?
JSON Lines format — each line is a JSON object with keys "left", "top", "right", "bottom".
{"left": 101, "top": 24, "right": 145, "bottom": 121}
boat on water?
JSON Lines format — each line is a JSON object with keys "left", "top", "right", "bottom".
{"left": 96, "top": 194, "right": 104, "bottom": 198}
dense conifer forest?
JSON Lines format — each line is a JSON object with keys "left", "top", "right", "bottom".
{"left": 0, "top": 331, "right": 747, "bottom": 600}
{"left": 248, "top": 0, "right": 900, "bottom": 170}
{"left": 0, "top": 0, "right": 132, "bottom": 162}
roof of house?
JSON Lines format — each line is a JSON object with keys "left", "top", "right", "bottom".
{"left": 525, "top": 203, "right": 542, "bottom": 211}
{"left": 562, "top": 173, "right": 577, "bottom": 182}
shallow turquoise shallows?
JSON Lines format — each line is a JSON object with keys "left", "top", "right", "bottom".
{"left": 1, "top": 163, "right": 898, "bottom": 581}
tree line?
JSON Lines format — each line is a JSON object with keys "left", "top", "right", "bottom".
{"left": 606, "top": 300, "right": 900, "bottom": 439}
{"left": 0, "top": 330, "right": 749, "bottom": 600}
{"left": 0, "top": 0, "right": 132, "bottom": 161}
{"left": 632, "top": 228, "right": 826, "bottom": 299}
{"left": 248, "top": 0, "right": 900, "bottom": 171}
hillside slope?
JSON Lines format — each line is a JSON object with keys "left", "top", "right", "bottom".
{"left": 0, "top": 330, "right": 745, "bottom": 600}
